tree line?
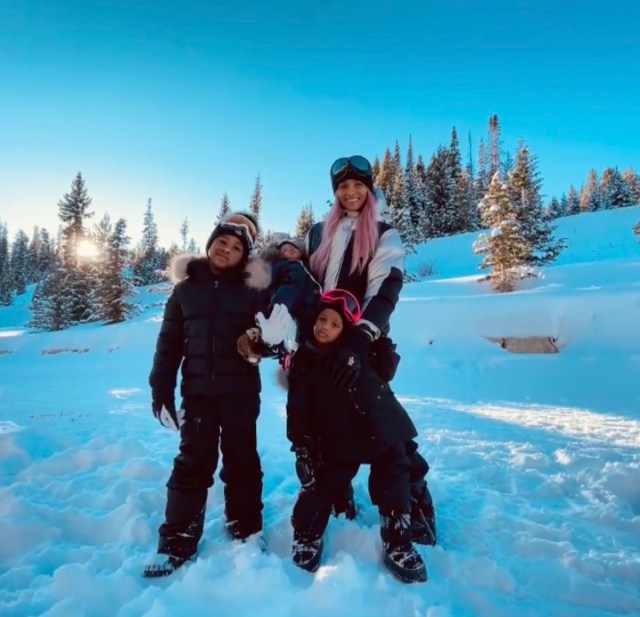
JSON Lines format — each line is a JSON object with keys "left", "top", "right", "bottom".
{"left": 1, "top": 114, "right": 639, "bottom": 327}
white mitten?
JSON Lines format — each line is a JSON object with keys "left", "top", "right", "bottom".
{"left": 255, "top": 304, "right": 296, "bottom": 347}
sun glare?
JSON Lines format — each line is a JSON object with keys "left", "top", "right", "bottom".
{"left": 76, "top": 239, "right": 99, "bottom": 259}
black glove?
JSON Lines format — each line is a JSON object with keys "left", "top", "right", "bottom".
{"left": 293, "top": 445, "right": 317, "bottom": 487}
{"left": 151, "top": 391, "right": 183, "bottom": 430}
{"left": 328, "top": 326, "right": 372, "bottom": 390}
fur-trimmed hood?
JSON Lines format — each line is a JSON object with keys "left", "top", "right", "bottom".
{"left": 168, "top": 253, "right": 271, "bottom": 290}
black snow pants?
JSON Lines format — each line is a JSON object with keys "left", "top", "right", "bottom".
{"left": 157, "top": 394, "right": 263, "bottom": 557}
{"left": 291, "top": 442, "right": 411, "bottom": 541}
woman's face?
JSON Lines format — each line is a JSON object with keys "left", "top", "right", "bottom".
{"left": 313, "top": 308, "right": 344, "bottom": 344}
{"left": 336, "top": 179, "right": 368, "bottom": 212}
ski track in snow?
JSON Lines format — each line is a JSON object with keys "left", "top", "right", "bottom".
{"left": 402, "top": 396, "right": 640, "bottom": 448}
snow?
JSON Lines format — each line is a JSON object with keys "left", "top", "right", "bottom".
{"left": 1, "top": 207, "right": 640, "bottom": 617}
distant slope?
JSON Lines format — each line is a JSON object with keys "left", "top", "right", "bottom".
{"left": 405, "top": 205, "right": 640, "bottom": 279}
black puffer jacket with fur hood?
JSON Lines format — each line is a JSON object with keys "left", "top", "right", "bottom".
{"left": 149, "top": 254, "right": 271, "bottom": 400}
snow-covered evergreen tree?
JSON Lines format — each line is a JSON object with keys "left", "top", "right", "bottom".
{"left": 294, "top": 203, "right": 314, "bottom": 238}
{"left": 600, "top": 167, "right": 633, "bottom": 208}
{"left": 58, "top": 172, "right": 93, "bottom": 268}
{"left": 458, "top": 168, "right": 480, "bottom": 231}
{"left": 507, "top": 141, "right": 564, "bottom": 266}
{"left": 621, "top": 167, "right": 640, "bottom": 204}
{"left": 179, "top": 218, "right": 189, "bottom": 251}
{"left": 0, "top": 222, "right": 12, "bottom": 305}
{"left": 487, "top": 114, "right": 502, "bottom": 181}
{"left": 249, "top": 175, "right": 263, "bottom": 247}
{"left": 55, "top": 172, "right": 95, "bottom": 323}
{"left": 375, "top": 148, "right": 395, "bottom": 203}
{"left": 424, "top": 146, "right": 456, "bottom": 237}
{"left": 133, "top": 199, "right": 165, "bottom": 285}
{"left": 371, "top": 156, "right": 380, "bottom": 183}
{"left": 216, "top": 192, "right": 231, "bottom": 223}
{"left": 566, "top": 185, "right": 580, "bottom": 215}
{"left": 474, "top": 138, "right": 489, "bottom": 200}
{"left": 28, "top": 267, "right": 87, "bottom": 331}
{"left": 93, "top": 218, "right": 134, "bottom": 323}
{"left": 474, "top": 173, "right": 531, "bottom": 292}
{"left": 396, "top": 137, "right": 420, "bottom": 251}
{"left": 547, "top": 196, "right": 564, "bottom": 219}
{"left": 35, "top": 228, "right": 56, "bottom": 280}
{"left": 9, "top": 230, "right": 29, "bottom": 295}
{"left": 580, "top": 169, "right": 601, "bottom": 212}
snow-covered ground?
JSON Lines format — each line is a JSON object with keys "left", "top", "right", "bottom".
{"left": 1, "top": 207, "right": 639, "bottom": 617}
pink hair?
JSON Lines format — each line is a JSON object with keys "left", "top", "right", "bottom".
{"left": 310, "top": 189, "right": 379, "bottom": 279}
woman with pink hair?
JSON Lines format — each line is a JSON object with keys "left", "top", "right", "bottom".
{"left": 304, "top": 155, "right": 436, "bottom": 547}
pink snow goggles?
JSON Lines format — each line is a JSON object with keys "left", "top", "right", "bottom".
{"left": 319, "top": 289, "right": 362, "bottom": 324}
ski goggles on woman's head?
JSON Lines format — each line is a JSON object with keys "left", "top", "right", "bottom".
{"left": 330, "top": 155, "right": 372, "bottom": 185}
{"left": 319, "top": 288, "right": 362, "bottom": 323}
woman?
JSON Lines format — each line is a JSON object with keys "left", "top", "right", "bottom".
{"left": 305, "top": 155, "right": 436, "bottom": 546}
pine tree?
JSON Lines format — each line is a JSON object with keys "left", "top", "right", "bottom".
{"left": 35, "top": 228, "right": 56, "bottom": 280}
{"left": 28, "top": 268, "right": 77, "bottom": 331}
{"left": 133, "top": 199, "right": 165, "bottom": 285}
{"left": 396, "top": 136, "right": 420, "bottom": 251}
{"left": 621, "top": 167, "right": 640, "bottom": 204}
{"left": 0, "top": 222, "right": 12, "bottom": 306}
{"left": 547, "top": 196, "right": 564, "bottom": 219}
{"left": 94, "top": 218, "right": 134, "bottom": 323}
{"left": 371, "top": 156, "right": 380, "bottom": 183}
{"left": 375, "top": 148, "right": 394, "bottom": 201}
{"left": 559, "top": 193, "right": 569, "bottom": 216}
{"left": 179, "top": 217, "right": 189, "bottom": 251}
{"left": 58, "top": 172, "right": 94, "bottom": 268}
{"left": 217, "top": 192, "right": 231, "bottom": 223}
{"left": 487, "top": 114, "right": 502, "bottom": 180}
{"left": 566, "top": 185, "right": 580, "bottom": 215}
{"left": 507, "top": 140, "right": 564, "bottom": 267}
{"left": 249, "top": 175, "right": 263, "bottom": 246}
{"left": 55, "top": 172, "right": 96, "bottom": 324}
{"left": 294, "top": 203, "right": 315, "bottom": 238}
{"left": 424, "top": 146, "right": 456, "bottom": 237}
{"left": 458, "top": 168, "right": 480, "bottom": 231}
{"left": 601, "top": 167, "right": 632, "bottom": 208}
{"left": 475, "top": 138, "right": 489, "bottom": 199}
{"left": 414, "top": 154, "right": 429, "bottom": 238}
{"left": 9, "top": 230, "right": 29, "bottom": 295}
{"left": 388, "top": 141, "right": 404, "bottom": 216}
{"left": 580, "top": 169, "right": 601, "bottom": 212}
{"left": 473, "top": 173, "right": 531, "bottom": 292}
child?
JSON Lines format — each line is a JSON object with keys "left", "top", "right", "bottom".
{"left": 286, "top": 289, "right": 427, "bottom": 583}
{"left": 255, "top": 238, "right": 322, "bottom": 356}
{"left": 144, "top": 212, "right": 271, "bottom": 577}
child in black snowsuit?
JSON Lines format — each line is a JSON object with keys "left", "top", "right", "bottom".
{"left": 287, "top": 289, "right": 427, "bottom": 583}
{"left": 144, "top": 212, "right": 271, "bottom": 577}
{"left": 251, "top": 238, "right": 321, "bottom": 358}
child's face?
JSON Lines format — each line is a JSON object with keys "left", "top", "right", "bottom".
{"left": 279, "top": 243, "right": 302, "bottom": 261}
{"left": 313, "top": 308, "right": 344, "bottom": 344}
{"left": 208, "top": 234, "right": 244, "bottom": 272}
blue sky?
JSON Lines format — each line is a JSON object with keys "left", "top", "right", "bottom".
{"left": 1, "top": 0, "right": 638, "bottom": 247}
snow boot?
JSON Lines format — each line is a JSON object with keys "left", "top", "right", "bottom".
{"left": 143, "top": 552, "right": 193, "bottom": 577}
{"left": 380, "top": 512, "right": 427, "bottom": 583}
{"left": 332, "top": 483, "right": 356, "bottom": 520}
{"left": 410, "top": 480, "right": 436, "bottom": 546}
{"left": 292, "top": 534, "right": 324, "bottom": 573}
{"left": 226, "top": 515, "right": 262, "bottom": 542}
